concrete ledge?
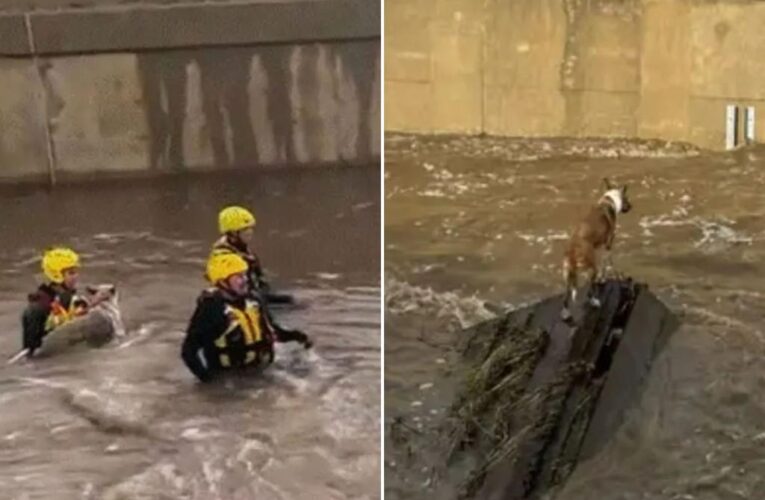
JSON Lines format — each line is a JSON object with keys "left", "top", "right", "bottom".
{"left": 0, "top": 0, "right": 380, "bottom": 56}
{"left": 0, "top": 14, "right": 29, "bottom": 54}
{"left": 0, "top": 156, "right": 381, "bottom": 188}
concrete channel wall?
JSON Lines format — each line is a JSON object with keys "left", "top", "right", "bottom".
{"left": 385, "top": 0, "right": 765, "bottom": 151}
{"left": 0, "top": 0, "right": 380, "bottom": 182}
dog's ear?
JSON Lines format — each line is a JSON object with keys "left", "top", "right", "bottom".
{"left": 602, "top": 177, "right": 614, "bottom": 190}
{"left": 109, "top": 285, "right": 117, "bottom": 295}
{"left": 621, "top": 185, "right": 628, "bottom": 194}
{"left": 86, "top": 285, "right": 98, "bottom": 295}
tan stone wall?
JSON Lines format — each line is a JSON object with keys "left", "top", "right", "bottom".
{"left": 385, "top": 0, "right": 765, "bottom": 150}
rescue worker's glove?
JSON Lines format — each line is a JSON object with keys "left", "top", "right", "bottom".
{"left": 292, "top": 329, "right": 312, "bottom": 349}
{"left": 300, "top": 332, "right": 313, "bottom": 350}
{"left": 264, "top": 292, "right": 296, "bottom": 305}
{"left": 276, "top": 328, "right": 313, "bottom": 349}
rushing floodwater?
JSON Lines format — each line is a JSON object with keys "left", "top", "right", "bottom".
{"left": 0, "top": 166, "right": 380, "bottom": 500}
{"left": 385, "top": 134, "right": 765, "bottom": 500}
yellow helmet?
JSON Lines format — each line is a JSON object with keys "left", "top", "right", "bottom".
{"left": 218, "top": 206, "right": 256, "bottom": 234}
{"left": 42, "top": 247, "right": 80, "bottom": 284}
{"left": 206, "top": 252, "right": 248, "bottom": 284}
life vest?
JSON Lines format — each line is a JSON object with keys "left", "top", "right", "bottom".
{"left": 44, "top": 294, "right": 88, "bottom": 332}
{"left": 212, "top": 295, "right": 273, "bottom": 368}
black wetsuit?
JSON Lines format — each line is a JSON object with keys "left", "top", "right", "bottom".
{"left": 21, "top": 283, "right": 87, "bottom": 355}
{"left": 212, "top": 233, "right": 307, "bottom": 337}
{"left": 212, "top": 235, "right": 298, "bottom": 306}
{"left": 180, "top": 288, "right": 309, "bottom": 383}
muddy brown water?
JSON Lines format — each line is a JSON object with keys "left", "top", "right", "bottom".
{"left": 384, "top": 134, "right": 765, "bottom": 500}
{"left": 0, "top": 166, "right": 380, "bottom": 500}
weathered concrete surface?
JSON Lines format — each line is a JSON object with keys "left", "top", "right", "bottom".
{"left": 0, "top": 59, "right": 50, "bottom": 180}
{"left": 484, "top": 0, "right": 567, "bottom": 137}
{"left": 0, "top": 0, "right": 380, "bottom": 55}
{"left": 0, "top": 0, "right": 380, "bottom": 181}
{"left": 0, "top": 0, "right": 268, "bottom": 10}
{"left": 385, "top": 0, "right": 765, "bottom": 150}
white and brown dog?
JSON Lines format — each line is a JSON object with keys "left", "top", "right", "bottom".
{"left": 562, "top": 178, "right": 631, "bottom": 319}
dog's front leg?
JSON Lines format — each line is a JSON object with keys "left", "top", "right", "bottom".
{"left": 603, "top": 233, "right": 622, "bottom": 279}
{"left": 585, "top": 267, "right": 602, "bottom": 308}
{"left": 603, "top": 250, "right": 615, "bottom": 279}
{"left": 594, "top": 249, "right": 609, "bottom": 283}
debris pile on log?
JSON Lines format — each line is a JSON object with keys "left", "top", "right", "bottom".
{"left": 442, "top": 278, "right": 679, "bottom": 499}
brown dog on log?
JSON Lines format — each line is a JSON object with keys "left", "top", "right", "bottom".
{"left": 562, "top": 178, "right": 631, "bottom": 318}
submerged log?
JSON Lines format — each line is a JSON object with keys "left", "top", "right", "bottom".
{"left": 443, "top": 278, "right": 678, "bottom": 499}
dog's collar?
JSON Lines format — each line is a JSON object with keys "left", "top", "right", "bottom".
{"left": 601, "top": 189, "right": 623, "bottom": 213}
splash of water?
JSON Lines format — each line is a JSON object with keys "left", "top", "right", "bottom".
{"left": 385, "top": 276, "right": 497, "bottom": 330}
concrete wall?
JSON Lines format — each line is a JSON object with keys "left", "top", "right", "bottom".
{"left": 385, "top": 0, "right": 765, "bottom": 150}
{"left": 0, "top": 0, "right": 380, "bottom": 182}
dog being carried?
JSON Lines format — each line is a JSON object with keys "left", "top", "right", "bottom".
{"left": 30, "top": 284, "right": 125, "bottom": 358}
{"left": 11, "top": 247, "right": 125, "bottom": 363}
